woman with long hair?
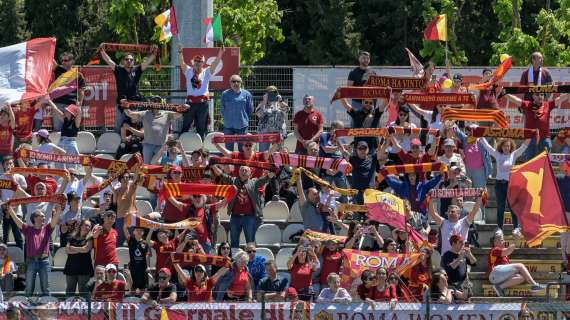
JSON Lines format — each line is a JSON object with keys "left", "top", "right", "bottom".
{"left": 211, "top": 242, "right": 233, "bottom": 275}
{"left": 409, "top": 247, "right": 432, "bottom": 299}
{"left": 480, "top": 137, "right": 531, "bottom": 234}
{"left": 287, "top": 244, "right": 319, "bottom": 301}
{"left": 430, "top": 271, "right": 468, "bottom": 303}
{"left": 389, "top": 105, "right": 418, "bottom": 154}
{"left": 372, "top": 267, "right": 398, "bottom": 302}
{"left": 64, "top": 219, "right": 93, "bottom": 296}
{"left": 174, "top": 262, "right": 228, "bottom": 302}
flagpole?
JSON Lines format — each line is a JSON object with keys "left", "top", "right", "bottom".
{"left": 445, "top": 40, "right": 450, "bottom": 77}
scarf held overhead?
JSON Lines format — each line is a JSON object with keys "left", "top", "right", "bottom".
{"left": 441, "top": 108, "right": 509, "bottom": 128}
{"left": 122, "top": 101, "right": 189, "bottom": 113}
{"left": 125, "top": 214, "right": 200, "bottom": 230}
{"left": 365, "top": 75, "right": 426, "bottom": 90}
{"left": 380, "top": 162, "right": 447, "bottom": 177}
{"left": 271, "top": 153, "right": 352, "bottom": 175}
{"left": 403, "top": 93, "right": 476, "bottom": 105}
{"left": 467, "top": 56, "right": 513, "bottom": 90}
{"left": 209, "top": 156, "right": 275, "bottom": 171}
{"left": 211, "top": 133, "right": 283, "bottom": 144}
{"left": 330, "top": 86, "right": 392, "bottom": 103}
{"left": 99, "top": 42, "right": 160, "bottom": 71}
{"left": 290, "top": 167, "right": 358, "bottom": 196}
{"left": 302, "top": 229, "right": 347, "bottom": 243}
{"left": 160, "top": 183, "right": 238, "bottom": 201}
{"left": 503, "top": 84, "right": 570, "bottom": 94}
{"left": 429, "top": 188, "right": 484, "bottom": 198}
{"left": 0, "top": 179, "right": 16, "bottom": 190}
{"left": 171, "top": 253, "right": 231, "bottom": 268}
{"left": 7, "top": 194, "right": 66, "bottom": 207}
{"left": 16, "top": 148, "right": 83, "bottom": 164}
{"left": 9, "top": 167, "right": 68, "bottom": 178}
{"left": 83, "top": 153, "right": 142, "bottom": 199}
{"left": 469, "top": 127, "right": 538, "bottom": 140}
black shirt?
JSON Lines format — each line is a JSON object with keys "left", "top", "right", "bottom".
{"left": 61, "top": 117, "right": 79, "bottom": 137}
{"left": 128, "top": 236, "right": 149, "bottom": 270}
{"left": 146, "top": 283, "right": 177, "bottom": 301}
{"left": 258, "top": 275, "right": 288, "bottom": 293}
{"left": 52, "top": 66, "right": 86, "bottom": 105}
{"left": 350, "top": 153, "right": 379, "bottom": 190}
{"left": 64, "top": 237, "right": 94, "bottom": 276}
{"left": 114, "top": 65, "right": 143, "bottom": 103}
{"left": 348, "top": 67, "right": 372, "bottom": 86}
{"left": 347, "top": 107, "right": 383, "bottom": 150}
{"left": 441, "top": 250, "right": 475, "bottom": 285}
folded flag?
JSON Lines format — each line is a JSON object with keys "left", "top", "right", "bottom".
{"left": 302, "top": 230, "right": 347, "bottom": 243}
{"left": 48, "top": 67, "right": 78, "bottom": 100}
{"left": 211, "top": 133, "right": 283, "bottom": 144}
{"left": 469, "top": 127, "right": 538, "bottom": 140}
{"left": 429, "top": 188, "right": 484, "bottom": 198}
{"left": 171, "top": 252, "right": 231, "bottom": 268}
{"left": 203, "top": 15, "right": 223, "bottom": 45}
{"left": 125, "top": 213, "right": 199, "bottom": 230}
{"left": 424, "top": 14, "right": 447, "bottom": 42}
{"left": 121, "top": 101, "right": 189, "bottom": 113}
{"left": 7, "top": 194, "right": 66, "bottom": 207}
{"left": 379, "top": 162, "right": 447, "bottom": 177}
{"left": 403, "top": 93, "right": 475, "bottom": 106}
{"left": 290, "top": 168, "right": 358, "bottom": 197}
{"left": 0, "top": 38, "right": 56, "bottom": 105}
{"left": 330, "top": 87, "right": 392, "bottom": 103}
{"left": 160, "top": 183, "right": 238, "bottom": 201}
{"left": 272, "top": 152, "right": 352, "bottom": 175}
{"left": 467, "top": 56, "right": 512, "bottom": 90}
{"left": 502, "top": 84, "right": 570, "bottom": 94}
{"left": 405, "top": 48, "right": 424, "bottom": 78}
{"left": 334, "top": 128, "right": 388, "bottom": 137}
{"left": 154, "top": 4, "right": 178, "bottom": 42}
{"left": 365, "top": 75, "right": 426, "bottom": 90}
{"left": 441, "top": 108, "right": 509, "bottom": 128}
{"left": 9, "top": 167, "right": 68, "bottom": 178}
{"left": 209, "top": 156, "right": 275, "bottom": 171}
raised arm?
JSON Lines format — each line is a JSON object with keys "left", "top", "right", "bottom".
{"left": 428, "top": 199, "right": 444, "bottom": 225}
{"left": 3, "top": 104, "right": 15, "bottom": 130}
{"left": 140, "top": 45, "right": 158, "bottom": 71}
{"left": 213, "top": 140, "right": 231, "bottom": 157}
{"left": 512, "top": 138, "right": 531, "bottom": 160}
{"left": 466, "top": 198, "right": 481, "bottom": 224}
{"left": 173, "top": 262, "right": 189, "bottom": 284}
{"left": 504, "top": 94, "right": 523, "bottom": 107}
{"left": 340, "top": 99, "right": 353, "bottom": 112}
{"left": 479, "top": 137, "right": 499, "bottom": 158}
{"left": 46, "top": 98, "right": 64, "bottom": 121}
{"left": 151, "top": 145, "right": 168, "bottom": 165}
{"left": 57, "top": 170, "right": 71, "bottom": 194}
{"left": 209, "top": 47, "right": 225, "bottom": 74}
{"left": 177, "top": 44, "right": 190, "bottom": 75}
{"left": 6, "top": 206, "right": 23, "bottom": 229}
{"left": 555, "top": 93, "right": 570, "bottom": 106}
{"left": 295, "top": 172, "right": 307, "bottom": 206}
{"left": 408, "top": 103, "right": 432, "bottom": 119}
{"left": 50, "top": 204, "right": 63, "bottom": 229}
{"left": 98, "top": 45, "right": 117, "bottom": 70}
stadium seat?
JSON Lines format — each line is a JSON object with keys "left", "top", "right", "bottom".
{"left": 215, "top": 224, "right": 227, "bottom": 243}
{"left": 135, "top": 186, "right": 153, "bottom": 200}
{"left": 49, "top": 131, "right": 61, "bottom": 145}
{"left": 431, "top": 249, "right": 441, "bottom": 269}
{"left": 276, "top": 248, "right": 295, "bottom": 270}
{"left": 263, "top": 200, "right": 289, "bottom": 222}
{"left": 53, "top": 248, "right": 67, "bottom": 268}
{"left": 282, "top": 224, "right": 305, "bottom": 243}
{"left": 39, "top": 295, "right": 60, "bottom": 304}
{"left": 8, "top": 296, "right": 28, "bottom": 303}
{"left": 283, "top": 133, "right": 296, "bottom": 151}
{"left": 119, "top": 153, "right": 133, "bottom": 162}
{"left": 7, "top": 246, "right": 24, "bottom": 264}
{"left": 256, "top": 224, "right": 282, "bottom": 247}
{"left": 179, "top": 132, "right": 203, "bottom": 152}
{"left": 136, "top": 200, "right": 154, "bottom": 216}
{"left": 287, "top": 201, "right": 303, "bottom": 223}
{"left": 96, "top": 132, "right": 121, "bottom": 154}
{"left": 218, "top": 206, "right": 230, "bottom": 223}
{"left": 92, "top": 153, "right": 115, "bottom": 175}
{"left": 116, "top": 247, "right": 130, "bottom": 267}
{"left": 277, "top": 271, "right": 291, "bottom": 284}
{"left": 256, "top": 247, "right": 275, "bottom": 261}
{"left": 203, "top": 132, "right": 223, "bottom": 152}
{"left": 77, "top": 131, "right": 97, "bottom": 154}
{"left": 49, "top": 272, "right": 67, "bottom": 293}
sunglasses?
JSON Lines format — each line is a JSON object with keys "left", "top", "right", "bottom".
{"left": 158, "top": 276, "right": 168, "bottom": 280}
{"left": 246, "top": 250, "right": 256, "bottom": 253}
{"left": 124, "top": 58, "right": 134, "bottom": 61}
{"left": 365, "top": 277, "right": 376, "bottom": 281}
{"left": 399, "top": 113, "right": 407, "bottom": 116}
{"left": 61, "top": 59, "right": 71, "bottom": 62}
{"left": 106, "top": 269, "right": 117, "bottom": 273}
{"left": 363, "top": 101, "right": 374, "bottom": 106}
{"left": 221, "top": 247, "right": 230, "bottom": 250}
{"left": 377, "top": 272, "right": 387, "bottom": 275}
{"left": 231, "top": 80, "right": 242, "bottom": 83}
{"left": 244, "top": 144, "right": 253, "bottom": 147}
{"left": 357, "top": 147, "right": 368, "bottom": 150}
{"left": 194, "top": 269, "right": 205, "bottom": 273}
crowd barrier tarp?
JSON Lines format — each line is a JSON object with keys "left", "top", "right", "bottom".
{"left": 292, "top": 66, "right": 570, "bottom": 129}
{"left": 0, "top": 302, "right": 530, "bottom": 320}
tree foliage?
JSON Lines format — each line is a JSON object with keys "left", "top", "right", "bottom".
{"left": 0, "top": 0, "right": 29, "bottom": 47}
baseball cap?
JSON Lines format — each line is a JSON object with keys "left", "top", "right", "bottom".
{"left": 450, "top": 234, "right": 465, "bottom": 244}
{"left": 65, "top": 104, "right": 80, "bottom": 117}
{"left": 0, "top": 243, "right": 7, "bottom": 250}
{"left": 37, "top": 129, "right": 49, "bottom": 139}
{"left": 411, "top": 138, "right": 422, "bottom": 146}
{"left": 285, "top": 287, "right": 298, "bottom": 299}
{"left": 357, "top": 141, "right": 369, "bottom": 149}
{"left": 105, "top": 264, "right": 117, "bottom": 272}
{"left": 443, "top": 138, "right": 456, "bottom": 147}
{"left": 158, "top": 267, "right": 172, "bottom": 277}
{"left": 453, "top": 73, "right": 463, "bottom": 81}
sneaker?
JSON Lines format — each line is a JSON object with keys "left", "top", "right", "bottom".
{"left": 530, "top": 284, "right": 546, "bottom": 292}
{"left": 513, "top": 228, "right": 522, "bottom": 238}
{"left": 493, "top": 284, "right": 504, "bottom": 297}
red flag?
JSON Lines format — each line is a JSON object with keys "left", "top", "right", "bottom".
{"left": 507, "top": 151, "right": 570, "bottom": 247}
{"left": 169, "top": 3, "right": 178, "bottom": 36}
{"left": 424, "top": 14, "right": 447, "bottom": 41}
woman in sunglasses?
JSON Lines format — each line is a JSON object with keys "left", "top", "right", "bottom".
{"left": 174, "top": 262, "right": 228, "bottom": 302}
{"left": 211, "top": 243, "right": 233, "bottom": 275}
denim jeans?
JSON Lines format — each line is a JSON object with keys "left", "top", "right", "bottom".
{"left": 58, "top": 137, "right": 79, "bottom": 170}
{"left": 114, "top": 217, "right": 127, "bottom": 246}
{"left": 65, "top": 274, "right": 91, "bottom": 296}
{"left": 25, "top": 258, "right": 50, "bottom": 296}
{"left": 3, "top": 215, "right": 23, "bottom": 249}
{"left": 115, "top": 105, "right": 127, "bottom": 133}
{"left": 467, "top": 168, "right": 487, "bottom": 218}
{"left": 495, "top": 180, "right": 519, "bottom": 230}
{"left": 229, "top": 215, "right": 257, "bottom": 248}
{"left": 182, "top": 101, "right": 209, "bottom": 140}
{"left": 525, "top": 138, "right": 552, "bottom": 161}
{"left": 142, "top": 143, "right": 162, "bottom": 164}
{"left": 53, "top": 103, "right": 68, "bottom": 132}
{"left": 223, "top": 127, "right": 247, "bottom": 152}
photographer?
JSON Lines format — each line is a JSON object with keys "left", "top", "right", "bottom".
{"left": 150, "top": 138, "right": 191, "bottom": 167}
{"left": 256, "top": 86, "right": 289, "bottom": 152}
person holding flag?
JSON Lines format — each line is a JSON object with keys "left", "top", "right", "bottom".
{"left": 50, "top": 52, "right": 85, "bottom": 132}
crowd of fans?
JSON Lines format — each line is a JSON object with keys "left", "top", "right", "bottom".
{"left": 0, "top": 48, "right": 568, "bottom": 307}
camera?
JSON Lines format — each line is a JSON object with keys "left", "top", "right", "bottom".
{"left": 267, "top": 91, "right": 280, "bottom": 103}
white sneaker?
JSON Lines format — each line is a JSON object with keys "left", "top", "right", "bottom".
{"left": 513, "top": 228, "right": 522, "bottom": 238}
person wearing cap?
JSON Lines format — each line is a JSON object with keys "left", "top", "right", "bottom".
{"left": 141, "top": 267, "right": 177, "bottom": 305}
{"left": 178, "top": 44, "right": 224, "bottom": 139}
{"left": 476, "top": 68, "right": 500, "bottom": 110}
{"left": 98, "top": 44, "right": 157, "bottom": 132}
{"left": 504, "top": 91, "right": 569, "bottom": 161}
{"left": 488, "top": 231, "right": 545, "bottom": 297}
{"left": 51, "top": 52, "right": 86, "bottom": 132}
{"left": 34, "top": 129, "right": 66, "bottom": 162}
{"left": 92, "top": 263, "right": 132, "bottom": 302}
{"left": 213, "top": 133, "right": 277, "bottom": 179}
{"left": 451, "top": 73, "right": 467, "bottom": 93}
{"left": 293, "top": 95, "right": 325, "bottom": 154}
{"left": 258, "top": 260, "right": 289, "bottom": 301}
{"left": 256, "top": 85, "right": 289, "bottom": 152}
{"left": 220, "top": 74, "right": 254, "bottom": 151}
{"left": 174, "top": 261, "right": 228, "bottom": 302}
{"left": 91, "top": 211, "right": 120, "bottom": 267}
{"left": 340, "top": 97, "right": 388, "bottom": 152}
{"left": 0, "top": 243, "right": 17, "bottom": 293}
{"left": 441, "top": 234, "right": 476, "bottom": 290}
{"left": 0, "top": 104, "right": 15, "bottom": 159}
{"left": 59, "top": 191, "right": 83, "bottom": 247}
{"left": 388, "top": 135, "right": 437, "bottom": 165}
{"left": 438, "top": 138, "right": 466, "bottom": 175}
{"left": 1, "top": 156, "right": 26, "bottom": 249}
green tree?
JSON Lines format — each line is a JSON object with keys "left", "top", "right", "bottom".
{"left": 215, "top": 0, "right": 284, "bottom": 66}
{"left": 0, "top": 0, "right": 29, "bottom": 47}
{"left": 108, "top": 0, "right": 146, "bottom": 44}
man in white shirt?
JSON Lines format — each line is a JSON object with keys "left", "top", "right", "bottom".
{"left": 1, "top": 157, "right": 26, "bottom": 249}
{"left": 428, "top": 197, "right": 481, "bottom": 255}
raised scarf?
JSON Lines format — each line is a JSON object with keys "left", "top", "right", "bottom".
{"left": 7, "top": 194, "right": 67, "bottom": 207}
{"left": 365, "top": 75, "right": 426, "bottom": 90}
{"left": 272, "top": 153, "right": 352, "bottom": 175}
{"left": 83, "top": 153, "right": 142, "bottom": 199}
{"left": 428, "top": 188, "right": 484, "bottom": 198}
{"left": 469, "top": 127, "right": 538, "bottom": 140}
{"left": 403, "top": 93, "right": 476, "bottom": 105}
{"left": 0, "top": 179, "right": 17, "bottom": 191}
{"left": 441, "top": 108, "right": 509, "bottom": 128}
{"left": 330, "top": 86, "right": 392, "bottom": 103}
{"left": 9, "top": 167, "right": 68, "bottom": 178}
{"left": 302, "top": 230, "right": 347, "bottom": 244}
{"left": 121, "top": 101, "right": 189, "bottom": 113}
{"left": 503, "top": 85, "right": 570, "bottom": 94}
{"left": 379, "top": 162, "right": 447, "bottom": 177}
{"left": 99, "top": 42, "right": 160, "bottom": 71}
{"left": 389, "top": 126, "right": 440, "bottom": 137}
{"left": 334, "top": 128, "right": 388, "bottom": 137}
{"left": 160, "top": 182, "right": 238, "bottom": 201}
{"left": 125, "top": 213, "right": 200, "bottom": 230}
{"left": 141, "top": 165, "right": 206, "bottom": 182}
{"left": 467, "top": 57, "right": 512, "bottom": 90}
{"left": 290, "top": 167, "right": 358, "bottom": 196}
{"left": 337, "top": 203, "right": 368, "bottom": 213}
{"left": 209, "top": 156, "right": 275, "bottom": 171}
{"left": 211, "top": 133, "right": 282, "bottom": 144}
{"left": 171, "top": 252, "right": 231, "bottom": 268}
{"left": 549, "top": 153, "right": 570, "bottom": 163}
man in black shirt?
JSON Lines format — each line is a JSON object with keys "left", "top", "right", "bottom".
{"left": 141, "top": 267, "right": 177, "bottom": 306}
{"left": 257, "top": 260, "right": 289, "bottom": 301}
{"left": 340, "top": 98, "right": 387, "bottom": 151}
{"left": 98, "top": 45, "right": 157, "bottom": 132}
{"left": 347, "top": 51, "right": 374, "bottom": 112}
{"left": 339, "top": 141, "right": 382, "bottom": 205}
{"left": 51, "top": 52, "right": 86, "bottom": 131}
{"left": 123, "top": 225, "right": 151, "bottom": 292}
{"left": 441, "top": 235, "right": 476, "bottom": 289}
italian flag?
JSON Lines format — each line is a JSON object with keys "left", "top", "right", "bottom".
{"left": 203, "top": 15, "right": 223, "bottom": 45}
{"left": 154, "top": 5, "right": 178, "bottom": 42}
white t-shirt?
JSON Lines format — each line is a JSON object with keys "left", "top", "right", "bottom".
{"left": 185, "top": 68, "right": 212, "bottom": 96}
{"left": 440, "top": 216, "right": 470, "bottom": 255}
{"left": 0, "top": 174, "right": 27, "bottom": 217}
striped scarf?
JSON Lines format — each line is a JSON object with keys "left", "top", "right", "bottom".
{"left": 7, "top": 194, "right": 67, "bottom": 207}
{"left": 83, "top": 154, "right": 142, "bottom": 199}
{"left": 290, "top": 167, "right": 358, "bottom": 196}
{"left": 122, "top": 101, "right": 189, "bottom": 113}
{"left": 549, "top": 153, "right": 570, "bottom": 163}
{"left": 16, "top": 148, "right": 84, "bottom": 164}
{"left": 99, "top": 42, "right": 160, "bottom": 71}
{"left": 503, "top": 84, "right": 570, "bottom": 94}
{"left": 467, "top": 57, "right": 512, "bottom": 90}
{"left": 469, "top": 127, "right": 538, "bottom": 139}
{"left": 141, "top": 165, "right": 206, "bottom": 182}
{"left": 171, "top": 252, "right": 231, "bottom": 268}
{"left": 389, "top": 126, "right": 440, "bottom": 137}
{"left": 0, "top": 179, "right": 16, "bottom": 190}
{"left": 429, "top": 188, "right": 484, "bottom": 198}
{"left": 137, "top": 175, "right": 162, "bottom": 193}
{"left": 330, "top": 86, "right": 392, "bottom": 103}
{"left": 211, "top": 133, "right": 282, "bottom": 144}
{"left": 441, "top": 108, "right": 509, "bottom": 128}
{"left": 337, "top": 203, "right": 368, "bottom": 212}
{"left": 365, "top": 75, "right": 426, "bottom": 90}
{"left": 403, "top": 93, "right": 476, "bottom": 105}
{"left": 125, "top": 213, "right": 200, "bottom": 230}
{"left": 9, "top": 167, "right": 68, "bottom": 178}
{"left": 379, "top": 162, "right": 447, "bottom": 177}
{"left": 302, "top": 230, "right": 347, "bottom": 243}
{"left": 160, "top": 182, "right": 238, "bottom": 201}
{"left": 272, "top": 153, "right": 352, "bottom": 175}
{"left": 209, "top": 156, "right": 275, "bottom": 171}
{"left": 334, "top": 128, "right": 388, "bottom": 137}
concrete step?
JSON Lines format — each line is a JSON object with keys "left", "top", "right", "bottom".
{"left": 481, "top": 284, "right": 559, "bottom": 298}
{"left": 501, "top": 235, "right": 562, "bottom": 249}
{"left": 468, "top": 271, "right": 561, "bottom": 296}
{"left": 470, "top": 248, "right": 564, "bottom": 272}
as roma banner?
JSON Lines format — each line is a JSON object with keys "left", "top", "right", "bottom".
{"left": 330, "top": 86, "right": 391, "bottom": 102}
{"left": 340, "top": 249, "right": 421, "bottom": 288}
{"left": 78, "top": 66, "right": 117, "bottom": 128}
{"left": 503, "top": 84, "right": 570, "bottom": 94}
{"left": 364, "top": 189, "right": 407, "bottom": 229}
{"left": 365, "top": 75, "right": 426, "bottom": 90}
{"left": 403, "top": 92, "right": 476, "bottom": 105}
{"left": 508, "top": 151, "right": 570, "bottom": 247}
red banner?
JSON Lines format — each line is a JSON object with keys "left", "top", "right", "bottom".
{"left": 403, "top": 92, "right": 476, "bottom": 105}
{"left": 79, "top": 66, "right": 117, "bottom": 128}
{"left": 180, "top": 48, "right": 240, "bottom": 90}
